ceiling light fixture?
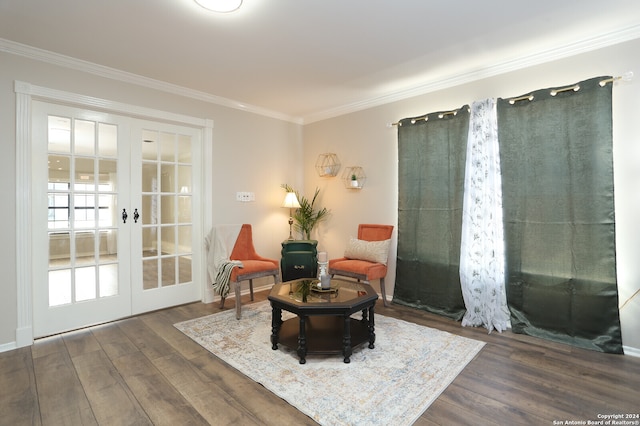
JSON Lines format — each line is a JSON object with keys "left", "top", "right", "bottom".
{"left": 194, "top": 0, "right": 242, "bottom": 13}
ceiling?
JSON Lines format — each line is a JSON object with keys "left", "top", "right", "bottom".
{"left": 1, "top": 0, "right": 639, "bottom": 123}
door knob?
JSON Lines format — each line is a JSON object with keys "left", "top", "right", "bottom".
{"left": 122, "top": 208, "right": 128, "bottom": 223}
{"left": 133, "top": 208, "right": 140, "bottom": 223}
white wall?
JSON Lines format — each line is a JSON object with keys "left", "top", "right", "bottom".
{"left": 0, "top": 51, "right": 302, "bottom": 349}
{"left": 1, "top": 37, "right": 638, "bottom": 354}
{"left": 303, "top": 38, "right": 640, "bottom": 354}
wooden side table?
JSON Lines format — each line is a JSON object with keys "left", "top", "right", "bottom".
{"left": 280, "top": 240, "right": 318, "bottom": 282}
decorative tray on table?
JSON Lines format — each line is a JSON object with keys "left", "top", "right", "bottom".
{"left": 310, "top": 280, "right": 340, "bottom": 295}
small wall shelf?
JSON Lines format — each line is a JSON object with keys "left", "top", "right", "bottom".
{"left": 342, "top": 166, "right": 366, "bottom": 189}
{"left": 315, "top": 153, "right": 341, "bottom": 177}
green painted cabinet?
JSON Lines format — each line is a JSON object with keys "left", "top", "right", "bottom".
{"left": 280, "top": 240, "right": 318, "bottom": 282}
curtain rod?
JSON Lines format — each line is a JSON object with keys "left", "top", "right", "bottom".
{"left": 389, "top": 71, "right": 634, "bottom": 127}
{"left": 508, "top": 94, "right": 534, "bottom": 104}
{"left": 599, "top": 71, "right": 634, "bottom": 86}
{"left": 508, "top": 72, "right": 634, "bottom": 104}
{"left": 550, "top": 84, "right": 580, "bottom": 96}
{"left": 390, "top": 107, "right": 466, "bottom": 127}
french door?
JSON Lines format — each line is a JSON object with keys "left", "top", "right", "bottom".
{"left": 130, "top": 120, "right": 202, "bottom": 315}
{"left": 32, "top": 102, "right": 202, "bottom": 337}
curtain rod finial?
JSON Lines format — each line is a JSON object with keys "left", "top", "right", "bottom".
{"left": 621, "top": 71, "right": 634, "bottom": 82}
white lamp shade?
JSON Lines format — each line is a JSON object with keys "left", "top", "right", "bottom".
{"left": 194, "top": 0, "right": 242, "bottom": 13}
{"left": 282, "top": 192, "right": 301, "bottom": 209}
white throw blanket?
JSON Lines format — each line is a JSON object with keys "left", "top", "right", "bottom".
{"left": 205, "top": 225, "right": 243, "bottom": 298}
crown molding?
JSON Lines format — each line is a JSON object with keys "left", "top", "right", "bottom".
{"left": 0, "top": 38, "right": 303, "bottom": 125}
{"left": 3, "top": 23, "right": 639, "bottom": 127}
{"left": 302, "top": 24, "right": 640, "bottom": 124}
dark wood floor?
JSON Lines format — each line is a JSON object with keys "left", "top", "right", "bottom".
{"left": 1, "top": 290, "right": 639, "bottom": 426}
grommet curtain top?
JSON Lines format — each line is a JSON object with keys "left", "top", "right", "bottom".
{"left": 389, "top": 72, "right": 633, "bottom": 127}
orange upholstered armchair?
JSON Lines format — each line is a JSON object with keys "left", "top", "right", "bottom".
{"left": 329, "top": 224, "right": 394, "bottom": 306}
{"left": 226, "top": 224, "right": 280, "bottom": 319}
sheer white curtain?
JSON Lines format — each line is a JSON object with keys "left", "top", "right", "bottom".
{"left": 459, "top": 98, "right": 510, "bottom": 333}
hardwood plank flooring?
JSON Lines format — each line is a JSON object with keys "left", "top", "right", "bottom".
{"left": 1, "top": 290, "right": 639, "bottom": 426}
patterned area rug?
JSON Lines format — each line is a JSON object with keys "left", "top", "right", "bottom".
{"left": 174, "top": 301, "right": 485, "bottom": 426}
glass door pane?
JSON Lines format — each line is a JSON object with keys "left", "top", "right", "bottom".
{"left": 47, "top": 115, "right": 120, "bottom": 307}
{"left": 140, "top": 130, "right": 193, "bottom": 290}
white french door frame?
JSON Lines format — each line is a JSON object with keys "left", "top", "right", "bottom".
{"left": 14, "top": 81, "right": 213, "bottom": 348}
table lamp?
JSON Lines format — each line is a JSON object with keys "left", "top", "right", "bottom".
{"left": 282, "top": 192, "right": 301, "bottom": 240}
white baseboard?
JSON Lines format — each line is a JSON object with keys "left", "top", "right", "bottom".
{"left": 623, "top": 345, "right": 640, "bottom": 358}
{"left": 0, "top": 341, "right": 17, "bottom": 353}
{"left": 0, "top": 326, "right": 34, "bottom": 353}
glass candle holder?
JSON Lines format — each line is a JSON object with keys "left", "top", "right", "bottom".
{"left": 317, "top": 260, "right": 329, "bottom": 289}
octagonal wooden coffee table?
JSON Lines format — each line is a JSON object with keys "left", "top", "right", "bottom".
{"left": 268, "top": 278, "right": 378, "bottom": 364}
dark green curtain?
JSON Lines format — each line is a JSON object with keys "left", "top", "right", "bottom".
{"left": 394, "top": 107, "right": 469, "bottom": 320}
{"left": 497, "top": 76, "right": 623, "bottom": 353}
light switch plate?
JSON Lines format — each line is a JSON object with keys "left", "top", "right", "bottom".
{"left": 236, "top": 191, "right": 255, "bottom": 202}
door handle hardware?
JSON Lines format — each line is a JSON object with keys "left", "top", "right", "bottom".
{"left": 122, "top": 208, "right": 128, "bottom": 223}
{"left": 133, "top": 208, "right": 139, "bottom": 223}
